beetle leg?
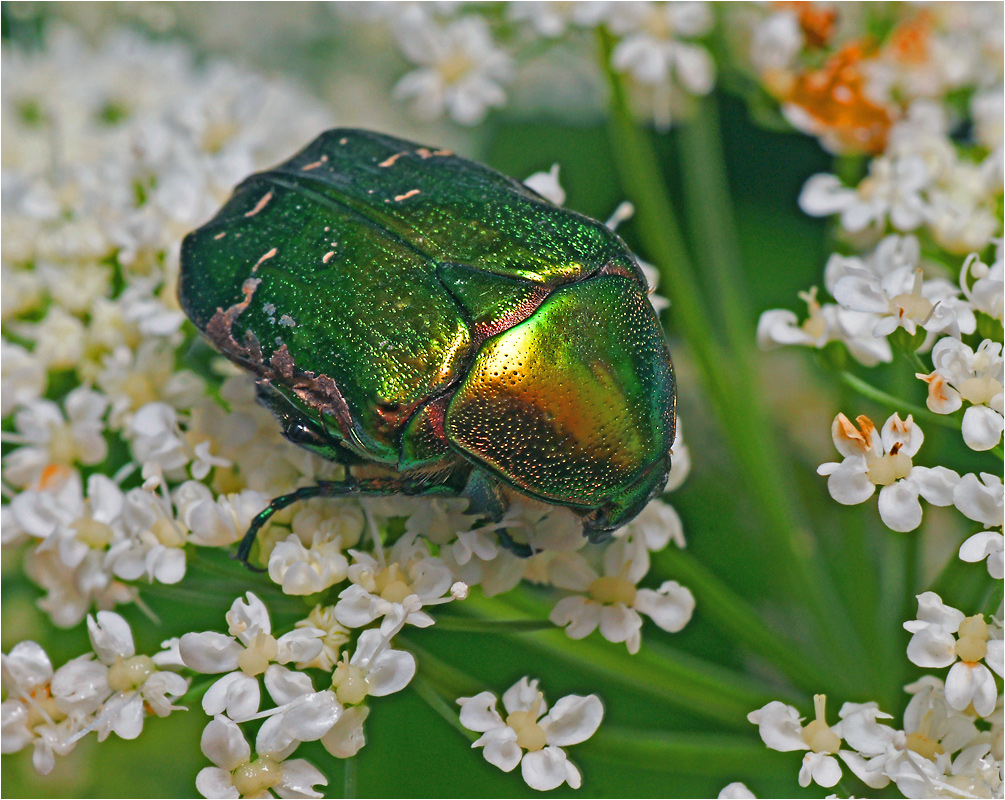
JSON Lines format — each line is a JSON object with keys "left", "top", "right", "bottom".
{"left": 461, "top": 469, "right": 534, "bottom": 559}
{"left": 235, "top": 476, "right": 463, "bottom": 570}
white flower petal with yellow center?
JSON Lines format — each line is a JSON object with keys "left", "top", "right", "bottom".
{"left": 457, "top": 677, "right": 603, "bottom": 791}
{"left": 196, "top": 716, "right": 326, "bottom": 800}
{"left": 85, "top": 611, "right": 187, "bottom": 741}
{"left": 919, "top": 338, "right": 1004, "bottom": 451}
{"left": 904, "top": 594, "right": 1002, "bottom": 718}
{"left": 550, "top": 537, "right": 694, "bottom": 653}
{"left": 179, "top": 593, "right": 323, "bottom": 722}
{"left": 818, "top": 413, "right": 959, "bottom": 532}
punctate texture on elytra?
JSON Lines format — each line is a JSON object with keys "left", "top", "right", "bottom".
{"left": 178, "top": 128, "right": 675, "bottom": 539}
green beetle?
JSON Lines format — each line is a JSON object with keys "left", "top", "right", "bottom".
{"left": 178, "top": 129, "right": 675, "bottom": 563}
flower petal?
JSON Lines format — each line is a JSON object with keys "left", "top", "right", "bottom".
{"left": 877, "top": 481, "right": 922, "bottom": 532}
{"left": 202, "top": 672, "right": 260, "bottom": 722}
{"left": 87, "top": 611, "right": 135, "bottom": 664}
{"left": 540, "top": 694, "right": 603, "bottom": 746}
{"left": 635, "top": 582, "right": 695, "bottom": 633}
{"left": 476, "top": 725, "right": 522, "bottom": 773}
{"left": 274, "top": 758, "right": 327, "bottom": 799}
{"left": 200, "top": 715, "right": 250, "bottom": 771}
{"left": 521, "top": 746, "right": 572, "bottom": 791}
{"left": 962, "top": 405, "right": 1004, "bottom": 451}
{"left": 179, "top": 632, "right": 242, "bottom": 674}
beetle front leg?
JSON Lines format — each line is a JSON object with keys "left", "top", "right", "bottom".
{"left": 236, "top": 482, "right": 339, "bottom": 569}
{"left": 236, "top": 476, "right": 464, "bottom": 570}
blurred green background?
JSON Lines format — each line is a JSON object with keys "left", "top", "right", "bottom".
{"left": 2, "top": 3, "right": 992, "bottom": 797}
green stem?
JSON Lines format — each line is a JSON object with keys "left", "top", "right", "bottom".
{"left": 432, "top": 616, "right": 554, "bottom": 633}
{"left": 411, "top": 677, "right": 477, "bottom": 743}
{"left": 343, "top": 756, "right": 357, "bottom": 800}
{"left": 598, "top": 29, "right": 868, "bottom": 680}
{"left": 460, "top": 590, "right": 797, "bottom": 728}
{"left": 654, "top": 548, "right": 848, "bottom": 696}
{"left": 582, "top": 727, "right": 786, "bottom": 776}
{"left": 676, "top": 96, "right": 754, "bottom": 383}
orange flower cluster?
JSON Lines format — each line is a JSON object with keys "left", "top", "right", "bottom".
{"left": 784, "top": 42, "right": 892, "bottom": 154}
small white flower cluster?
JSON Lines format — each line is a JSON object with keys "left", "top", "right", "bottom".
{"left": 362, "top": 1, "right": 716, "bottom": 127}
{"left": 179, "top": 591, "right": 420, "bottom": 798}
{"left": 1, "top": 25, "right": 334, "bottom": 629}
{"left": 752, "top": 3, "right": 1003, "bottom": 554}
{"left": 1, "top": 613, "right": 188, "bottom": 775}
{"left": 749, "top": 595, "right": 1004, "bottom": 796}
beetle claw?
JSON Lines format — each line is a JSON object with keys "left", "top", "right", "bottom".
{"left": 230, "top": 550, "right": 268, "bottom": 573}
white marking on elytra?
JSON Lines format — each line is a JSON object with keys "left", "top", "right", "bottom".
{"left": 252, "top": 248, "right": 278, "bottom": 273}
{"left": 323, "top": 251, "right": 335, "bottom": 264}
{"left": 393, "top": 189, "right": 420, "bottom": 202}
{"left": 245, "top": 191, "right": 273, "bottom": 217}
{"left": 378, "top": 152, "right": 407, "bottom": 168}
{"left": 279, "top": 315, "right": 295, "bottom": 327}
{"left": 302, "top": 154, "right": 329, "bottom": 171}
{"left": 214, "top": 232, "right": 227, "bottom": 240}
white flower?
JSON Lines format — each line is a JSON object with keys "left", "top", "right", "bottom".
{"left": 2, "top": 388, "right": 109, "bottom": 489}
{"left": 391, "top": 8, "right": 513, "bottom": 125}
{"left": 756, "top": 287, "right": 893, "bottom": 366}
{"left": 959, "top": 531, "right": 1004, "bottom": 579}
{"left": 953, "top": 472, "right": 1004, "bottom": 532}
{"left": 105, "top": 487, "right": 189, "bottom": 585}
{"left": 196, "top": 715, "right": 327, "bottom": 799}
{"left": 23, "top": 542, "right": 136, "bottom": 629}
{"left": 608, "top": 2, "right": 716, "bottom": 95}
{"left": 253, "top": 667, "right": 342, "bottom": 756}
{"left": 549, "top": 540, "right": 694, "bottom": 654}
{"left": 613, "top": 498, "right": 685, "bottom": 578}
{"left": 959, "top": 248, "right": 1003, "bottom": 321}
{"left": 718, "top": 782, "right": 756, "bottom": 799}
{"left": 10, "top": 472, "right": 139, "bottom": 627}
{"left": 817, "top": 413, "right": 959, "bottom": 532}
{"left": 179, "top": 593, "right": 324, "bottom": 721}
{"left": 506, "top": 2, "right": 599, "bottom": 38}
{"left": 268, "top": 532, "right": 349, "bottom": 596}
{"left": 85, "top": 611, "right": 188, "bottom": 740}
{"left": 748, "top": 695, "right": 845, "bottom": 788}
{"left": 329, "top": 628, "right": 416, "bottom": 706}
{"left": 799, "top": 155, "right": 931, "bottom": 235}
{"left": 457, "top": 677, "right": 603, "bottom": 791}
{"left": 127, "top": 402, "right": 191, "bottom": 477}
{"left": 1, "top": 641, "right": 87, "bottom": 775}
{"left": 173, "top": 481, "right": 269, "bottom": 548}
{"left": 833, "top": 264, "right": 974, "bottom": 342}
{"left": 321, "top": 704, "right": 370, "bottom": 759}
{"left": 293, "top": 605, "right": 350, "bottom": 672}
{"left": 904, "top": 593, "right": 1003, "bottom": 717}
{"left": 334, "top": 532, "right": 456, "bottom": 629}
{"left": 0, "top": 340, "right": 46, "bottom": 416}
{"left": 919, "top": 338, "right": 1004, "bottom": 451}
